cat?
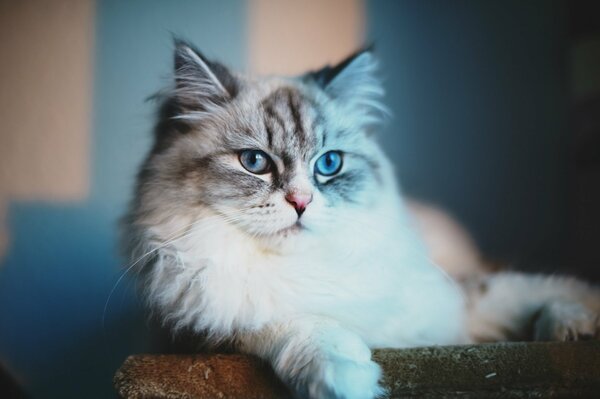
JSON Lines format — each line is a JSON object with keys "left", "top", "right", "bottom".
{"left": 122, "top": 39, "right": 600, "bottom": 399}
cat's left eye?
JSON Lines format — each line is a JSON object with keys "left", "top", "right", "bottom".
{"left": 239, "top": 149, "right": 272, "bottom": 174}
{"left": 315, "top": 151, "right": 343, "bottom": 176}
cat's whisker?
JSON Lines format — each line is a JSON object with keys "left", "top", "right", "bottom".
{"left": 103, "top": 231, "right": 194, "bottom": 330}
{"left": 103, "top": 208, "right": 255, "bottom": 328}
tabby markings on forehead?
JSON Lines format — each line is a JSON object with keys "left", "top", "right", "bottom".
{"left": 262, "top": 107, "right": 283, "bottom": 149}
{"left": 260, "top": 87, "right": 318, "bottom": 156}
{"left": 286, "top": 88, "right": 306, "bottom": 146}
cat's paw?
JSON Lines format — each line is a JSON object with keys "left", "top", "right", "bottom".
{"left": 534, "top": 300, "right": 599, "bottom": 341}
{"left": 305, "top": 356, "right": 384, "bottom": 399}
{"left": 295, "top": 329, "right": 385, "bottom": 399}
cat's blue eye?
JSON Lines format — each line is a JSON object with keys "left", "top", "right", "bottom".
{"left": 239, "top": 149, "right": 272, "bottom": 174}
{"left": 315, "top": 151, "right": 343, "bottom": 176}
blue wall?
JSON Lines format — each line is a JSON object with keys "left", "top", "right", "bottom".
{"left": 0, "top": 1, "right": 246, "bottom": 397}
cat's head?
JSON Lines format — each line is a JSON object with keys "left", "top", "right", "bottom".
{"left": 132, "top": 40, "right": 394, "bottom": 252}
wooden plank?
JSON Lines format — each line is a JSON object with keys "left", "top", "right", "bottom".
{"left": 115, "top": 341, "right": 600, "bottom": 398}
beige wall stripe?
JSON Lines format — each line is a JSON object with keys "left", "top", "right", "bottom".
{"left": 0, "top": 0, "right": 94, "bottom": 258}
{"left": 249, "top": 0, "right": 365, "bottom": 76}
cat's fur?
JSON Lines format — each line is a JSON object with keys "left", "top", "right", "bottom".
{"left": 123, "top": 40, "right": 600, "bottom": 399}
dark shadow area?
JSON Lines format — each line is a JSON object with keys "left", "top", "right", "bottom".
{"left": 568, "top": 0, "right": 600, "bottom": 282}
{"left": 368, "top": 0, "right": 600, "bottom": 282}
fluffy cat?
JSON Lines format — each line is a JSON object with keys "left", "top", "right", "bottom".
{"left": 123, "top": 40, "right": 600, "bottom": 399}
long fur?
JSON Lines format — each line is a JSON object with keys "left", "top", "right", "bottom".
{"left": 122, "top": 42, "right": 600, "bottom": 399}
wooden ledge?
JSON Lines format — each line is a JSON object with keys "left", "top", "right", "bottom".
{"left": 115, "top": 341, "right": 600, "bottom": 398}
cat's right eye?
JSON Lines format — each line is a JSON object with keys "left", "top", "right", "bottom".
{"left": 239, "top": 149, "right": 272, "bottom": 174}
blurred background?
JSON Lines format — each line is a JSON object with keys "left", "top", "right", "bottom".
{"left": 1, "top": 0, "right": 599, "bottom": 397}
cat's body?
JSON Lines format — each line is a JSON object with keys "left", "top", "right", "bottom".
{"left": 123, "top": 41, "right": 600, "bottom": 399}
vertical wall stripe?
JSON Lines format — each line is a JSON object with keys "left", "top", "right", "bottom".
{"left": 249, "top": 0, "right": 364, "bottom": 75}
{"left": 0, "top": 0, "right": 94, "bottom": 259}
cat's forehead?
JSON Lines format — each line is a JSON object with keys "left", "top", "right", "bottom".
{"left": 232, "top": 80, "right": 324, "bottom": 161}
{"left": 260, "top": 86, "right": 320, "bottom": 155}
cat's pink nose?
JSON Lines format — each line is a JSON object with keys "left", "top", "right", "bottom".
{"left": 285, "top": 192, "right": 313, "bottom": 217}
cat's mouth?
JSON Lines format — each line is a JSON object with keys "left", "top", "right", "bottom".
{"left": 275, "top": 221, "right": 306, "bottom": 236}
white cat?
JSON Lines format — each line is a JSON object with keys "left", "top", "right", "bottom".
{"left": 123, "top": 40, "right": 600, "bottom": 399}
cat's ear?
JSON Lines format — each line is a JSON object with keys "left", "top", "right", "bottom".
{"left": 307, "top": 48, "right": 387, "bottom": 123}
{"left": 308, "top": 48, "right": 382, "bottom": 99}
{"left": 172, "top": 39, "right": 238, "bottom": 114}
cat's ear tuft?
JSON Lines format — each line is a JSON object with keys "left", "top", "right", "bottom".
{"left": 306, "top": 48, "right": 387, "bottom": 124}
{"left": 172, "top": 39, "right": 238, "bottom": 115}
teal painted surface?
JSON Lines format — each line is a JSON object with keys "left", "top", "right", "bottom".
{"left": 0, "top": 1, "right": 246, "bottom": 397}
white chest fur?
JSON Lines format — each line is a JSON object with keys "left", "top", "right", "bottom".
{"left": 146, "top": 202, "right": 467, "bottom": 349}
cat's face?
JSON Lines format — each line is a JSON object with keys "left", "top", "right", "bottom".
{"left": 135, "top": 41, "right": 389, "bottom": 251}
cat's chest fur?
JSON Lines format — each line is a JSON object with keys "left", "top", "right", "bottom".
{"left": 147, "top": 207, "right": 468, "bottom": 348}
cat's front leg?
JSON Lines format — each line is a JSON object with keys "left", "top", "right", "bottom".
{"left": 236, "top": 316, "right": 384, "bottom": 399}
